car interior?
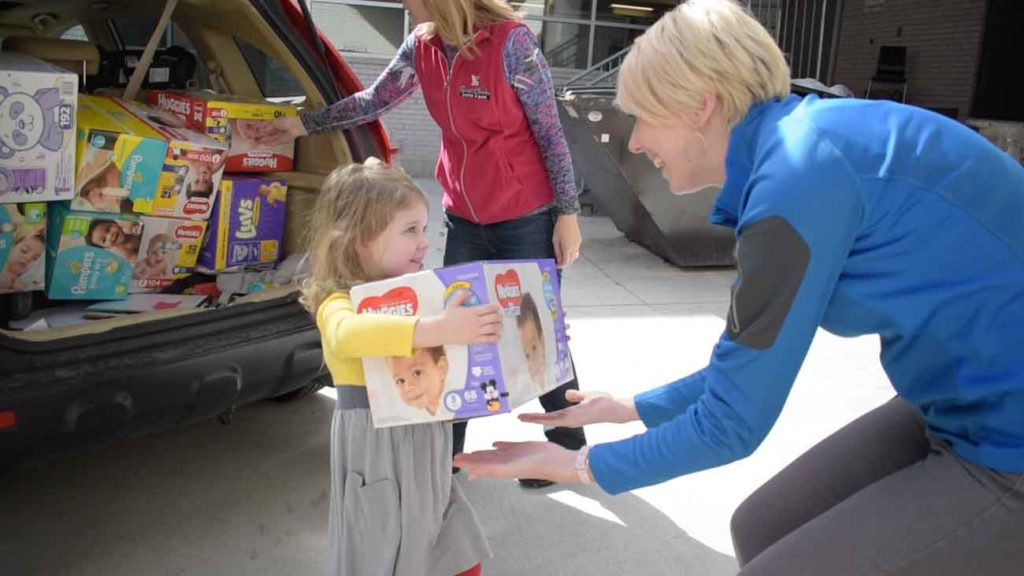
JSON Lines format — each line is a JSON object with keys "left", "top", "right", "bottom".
{"left": 0, "top": 0, "right": 363, "bottom": 342}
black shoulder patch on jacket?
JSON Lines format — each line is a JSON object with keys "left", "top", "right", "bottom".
{"left": 726, "top": 216, "right": 810, "bottom": 349}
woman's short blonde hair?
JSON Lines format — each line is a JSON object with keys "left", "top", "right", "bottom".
{"left": 418, "top": 0, "right": 519, "bottom": 58}
{"left": 616, "top": 0, "right": 790, "bottom": 127}
{"left": 299, "top": 158, "right": 428, "bottom": 315}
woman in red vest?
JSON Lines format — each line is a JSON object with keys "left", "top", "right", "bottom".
{"left": 258, "top": 0, "right": 586, "bottom": 484}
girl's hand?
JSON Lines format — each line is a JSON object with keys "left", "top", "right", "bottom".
{"left": 553, "top": 213, "right": 582, "bottom": 269}
{"left": 519, "top": 389, "right": 639, "bottom": 428}
{"left": 252, "top": 116, "right": 308, "bottom": 146}
{"left": 454, "top": 441, "right": 578, "bottom": 483}
{"left": 414, "top": 290, "right": 503, "bottom": 346}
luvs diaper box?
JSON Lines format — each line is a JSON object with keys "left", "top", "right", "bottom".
{"left": 0, "top": 202, "right": 46, "bottom": 294}
{"left": 74, "top": 94, "right": 166, "bottom": 214}
{"left": 46, "top": 202, "right": 141, "bottom": 300}
{"left": 130, "top": 216, "right": 207, "bottom": 293}
{"left": 350, "top": 259, "right": 573, "bottom": 428}
{"left": 0, "top": 52, "right": 77, "bottom": 203}
{"left": 197, "top": 176, "right": 287, "bottom": 271}
{"left": 146, "top": 91, "right": 296, "bottom": 173}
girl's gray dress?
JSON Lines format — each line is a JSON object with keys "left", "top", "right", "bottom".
{"left": 327, "top": 386, "right": 491, "bottom": 576}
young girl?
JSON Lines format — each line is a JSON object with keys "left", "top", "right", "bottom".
{"left": 301, "top": 159, "right": 501, "bottom": 576}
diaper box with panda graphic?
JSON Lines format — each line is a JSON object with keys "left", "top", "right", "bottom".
{"left": 0, "top": 202, "right": 47, "bottom": 294}
{"left": 130, "top": 216, "right": 208, "bottom": 293}
{"left": 0, "top": 52, "right": 77, "bottom": 204}
{"left": 146, "top": 90, "right": 296, "bottom": 173}
{"left": 349, "top": 259, "right": 573, "bottom": 428}
{"left": 46, "top": 202, "right": 141, "bottom": 300}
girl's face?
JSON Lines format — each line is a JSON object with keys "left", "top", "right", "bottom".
{"left": 5, "top": 235, "right": 43, "bottom": 276}
{"left": 358, "top": 202, "right": 430, "bottom": 280}
{"left": 627, "top": 114, "right": 727, "bottom": 195}
{"left": 402, "top": 0, "right": 429, "bottom": 24}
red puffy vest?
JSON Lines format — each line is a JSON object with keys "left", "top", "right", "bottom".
{"left": 415, "top": 21, "right": 555, "bottom": 225}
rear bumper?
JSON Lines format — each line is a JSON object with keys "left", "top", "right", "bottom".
{"left": 0, "top": 294, "right": 324, "bottom": 469}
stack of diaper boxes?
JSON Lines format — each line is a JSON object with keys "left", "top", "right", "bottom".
{"left": 0, "top": 52, "right": 76, "bottom": 296}
{"left": 350, "top": 259, "right": 574, "bottom": 428}
{"left": 1, "top": 50, "right": 296, "bottom": 304}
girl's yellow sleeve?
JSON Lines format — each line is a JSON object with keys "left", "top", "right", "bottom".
{"left": 316, "top": 293, "right": 417, "bottom": 359}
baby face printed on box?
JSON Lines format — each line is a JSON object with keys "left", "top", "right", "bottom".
{"left": 351, "top": 259, "right": 572, "bottom": 429}
{"left": 45, "top": 203, "right": 141, "bottom": 300}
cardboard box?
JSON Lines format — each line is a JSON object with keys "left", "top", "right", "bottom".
{"left": 0, "top": 52, "right": 77, "bottom": 203}
{"left": 0, "top": 202, "right": 46, "bottom": 293}
{"left": 113, "top": 98, "right": 228, "bottom": 220}
{"left": 197, "top": 176, "right": 287, "bottom": 271}
{"left": 130, "top": 216, "right": 207, "bottom": 293}
{"left": 73, "top": 94, "right": 166, "bottom": 214}
{"left": 147, "top": 90, "right": 296, "bottom": 173}
{"left": 350, "top": 259, "right": 573, "bottom": 428}
{"left": 46, "top": 202, "right": 141, "bottom": 300}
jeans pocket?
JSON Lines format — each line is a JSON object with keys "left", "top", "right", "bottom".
{"left": 341, "top": 472, "right": 401, "bottom": 576}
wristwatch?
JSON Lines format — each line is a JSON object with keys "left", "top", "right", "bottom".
{"left": 574, "top": 445, "right": 595, "bottom": 485}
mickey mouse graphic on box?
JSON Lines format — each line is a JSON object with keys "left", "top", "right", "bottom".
{"left": 349, "top": 258, "right": 573, "bottom": 428}
{"left": 0, "top": 52, "right": 77, "bottom": 204}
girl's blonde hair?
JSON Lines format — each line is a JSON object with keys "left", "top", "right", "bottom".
{"left": 417, "top": 0, "right": 519, "bottom": 58}
{"left": 616, "top": 0, "right": 790, "bottom": 127}
{"left": 300, "top": 159, "right": 428, "bottom": 315}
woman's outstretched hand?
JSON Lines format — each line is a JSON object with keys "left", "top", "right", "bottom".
{"left": 454, "top": 441, "right": 577, "bottom": 483}
{"left": 518, "top": 389, "right": 639, "bottom": 428}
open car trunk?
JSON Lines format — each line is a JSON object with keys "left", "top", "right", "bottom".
{"left": 0, "top": 0, "right": 390, "bottom": 467}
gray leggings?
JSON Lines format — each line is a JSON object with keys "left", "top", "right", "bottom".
{"left": 730, "top": 397, "right": 1024, "bottom": 575}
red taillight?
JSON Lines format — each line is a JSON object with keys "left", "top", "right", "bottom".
{"left": 0, "top": 410, "right": 16, "bottom": 429}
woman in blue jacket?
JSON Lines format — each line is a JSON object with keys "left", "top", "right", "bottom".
{"left": 455, "top": 0, "right": 1024, "bottom": 573}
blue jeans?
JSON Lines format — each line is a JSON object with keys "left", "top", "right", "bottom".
{"left": 444, "top": 208, "right": 586, "bottom": 454}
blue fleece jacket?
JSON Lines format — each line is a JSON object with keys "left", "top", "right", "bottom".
{"left": 589, "top": 94, "right": 1024, "bottom": 495}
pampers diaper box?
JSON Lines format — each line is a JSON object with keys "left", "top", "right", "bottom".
{"left": 73, "top": 94, "right": 165, "bottom": 214}
{"left": 46, "top": 202, "right": 141, "bottom": 300}
{"left": 146, "top": 90, "right": 296, "bottom": 173}
{"left": 130, "top": 216, "right": 207, "bottom": 293}
{"left": 113, "top": 98, "right": 228, "bottom": 220}
{"left": 350, "top": 259, "right": 573, "bottom": 428}
{"left": 197, "top": 176, "right": 287, "bottom": 271}
{"left": 0, "top": 52, "right": 77, "bottom": 204}
{"left": 0, "top": 202, "right": 47, "bottom": 294}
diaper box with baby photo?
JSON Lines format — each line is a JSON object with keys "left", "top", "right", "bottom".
{"left": 46, "top": 202, "right": 141, "bottom": 300}
{"left": 197, "top": 176, "right": 287, "bottom": 271}
{"left": 0, "top": 52, "right": 77, "bottom": 204}
{"left": 73, "top": 94, "right": 166, "bottom": 215}
{"left": 146, "top": 91, "right": 296, "bottom": 173}
{"left": 350, "top": 258, "right": 573, "bottom": 428}
{"left": 0, "top": 202, "right": 46, "bottom": 294}
{"left": 130, "top": 216, "right": 207, "bottom": 293}
{"left": 114, "top": 98, "right": 228, "bottom": 221}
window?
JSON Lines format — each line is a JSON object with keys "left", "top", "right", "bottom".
{"left": 236, "top": 39, "right": 305, "bottom": 99}
{"left": 61, "top": 25, "right": 89, "bottom": 42}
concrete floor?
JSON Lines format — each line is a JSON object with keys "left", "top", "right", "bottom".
{"left": 0, "top": 180, "right": 894, "bottom": 575}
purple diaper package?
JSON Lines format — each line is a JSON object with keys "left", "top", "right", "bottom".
{"left": 197, "top": 175, "right": 286, "bottom": 271}
{"left": 349, "top": 259, "right": 573, "bottom": 428}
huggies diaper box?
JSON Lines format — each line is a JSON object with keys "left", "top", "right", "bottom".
{"left": 197, "top": 176, "right": 287, "bottom": 271}
{"left": 350, "top": 259, "right": 573, "bottom": 428}
{"left": 74, "top": 95, "right": 227, "bottom": 220}
{"left": 46, "top": 202, "right": 141, "bottom": 300}
{"left": 146, "top": 90, "right": 296, "bottom": 173}
{"left": 130, "top": 216, "right": 207, "bottom": 293}
{"left": 0, "top": 202, "right": 47, "bottom": 294}
{"left": 0, "top": 52, "right": 77, "bottom": 204}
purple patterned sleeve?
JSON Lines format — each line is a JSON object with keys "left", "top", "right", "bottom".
{"left": 300, "top": 34, "right": 420, "bottom": 135}
{"left": 504, "top": 26, "right": 580, "bottom": 215}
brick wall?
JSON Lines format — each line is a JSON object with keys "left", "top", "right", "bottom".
{"left": 832, "top": 0, "right": 986, "bottom": 119}
{"left": 341, "top": 53, "right": 581, "bottom": 177}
